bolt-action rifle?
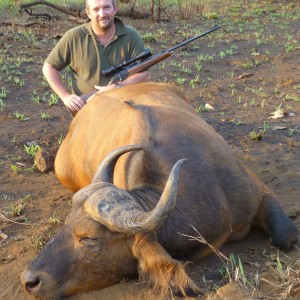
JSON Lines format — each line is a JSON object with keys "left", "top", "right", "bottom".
{"left": 104, "top": 24, "right": 220, "bottom": 85}
{"left": 68, "top": 25, "right": 220, "bottom": 117}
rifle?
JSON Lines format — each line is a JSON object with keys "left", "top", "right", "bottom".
{"left": 68, "top": 25, "right": 220, "bottom": 118}
{"left": 104, "top": 24, "right": 220, "bottom": 85}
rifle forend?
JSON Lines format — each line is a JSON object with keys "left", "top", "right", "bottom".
{"left": 102, "top": 49, "right": 152, "bottom": 76}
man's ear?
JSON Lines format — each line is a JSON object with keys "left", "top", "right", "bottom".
{"left": 85, "top": 8, "right": 90, "bottom": 19}
{"left": 113, "top": 2, "right": 118, "bottom": 13}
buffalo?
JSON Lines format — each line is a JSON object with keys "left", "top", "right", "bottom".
{"left": 21, "top": 83, "right": 297, "bottom": 299}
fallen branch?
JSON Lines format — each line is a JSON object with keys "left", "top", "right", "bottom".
{"left": 0, "top": 213, "right": 33, "bottom": 226}
{"left": 19, "top": 0, "right": 150, "bottom": 20}
{"left": 22, "top": 8, "right": 52, "bottom": 20}
{"left": 0, "top": 21, "right": 40, "bottom": 27}
{"left": 19, "top": 0, "right": 86, "bottom": 19}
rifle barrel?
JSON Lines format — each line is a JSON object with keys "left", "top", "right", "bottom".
{"left": 165, "top": 24, "right": 220, "bottom": 53}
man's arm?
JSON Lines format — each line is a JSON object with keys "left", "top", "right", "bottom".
{"left": 42, "top": 62, "right": 86, "bottom": 112}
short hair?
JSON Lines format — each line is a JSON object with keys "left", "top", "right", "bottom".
{"left": 85, "top": 0, "right": 117, "bottom": 9}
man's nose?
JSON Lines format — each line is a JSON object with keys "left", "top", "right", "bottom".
{"left": 98, "top": 9, "right": 106, "bottom": 17}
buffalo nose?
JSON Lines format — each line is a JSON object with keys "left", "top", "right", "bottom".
{"left": 21, "top": 269, "right": 42, "bottom": 293}
{"left": 25, "top": 276, "right": 41, "bottom": 292}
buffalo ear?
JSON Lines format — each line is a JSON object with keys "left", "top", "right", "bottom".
{"left": 93, "top": 144, "right": 143, "bottom": 183}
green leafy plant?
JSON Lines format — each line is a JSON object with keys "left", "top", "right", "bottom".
{"left": 288, "top": 127, "right": 300, "bottom": 136}
{"left": 31, "top": 235, "right": 47, "bottom": 250}
{"left": 12, "top": 76, "right": 24, "bottom": 86}
{"left": 0, "top": 99, "right": 5, "bottom": 111}
{"left": 189, "top": 75, "right": 201, "bottom": 88}
{"left": 48, "top": 212, "right": 60, "bottom": 225}
{"left": 57, "top": 133, "right": 64, "bottom": 145}
{"left": 4, "top": 202, "right": 26, "bottom": 217}
{"left": 180, "top": 65, "right": 191, "bottom": 74}
{"left": 243, "top": 60, "right": 254, "bottom": 69}
{"left": 31, "top": 90, "right": 41, "bottom": 103}
{"left": 249, "top": 130, "right": 264, "bottom": 140}
{"left": 262, "top": 121, "right": 269, "bottom": 132}
{"left": 13, "top": 111, "right": 30, "bottom": 122}
{"left": 195, "top": 103, "right": 213, "bottom": 114}
{"left": 40, "top": 112, "right": 50, "bottom": 119}
{"left": 0, "top": 87, "right": 8, "bottom": 98}
{"left": 236, "top": 96, "right": 243, "bottom": 103}
{"left": 24, "top": 144, "right": 41, "bottom": 158}
{"left": 142, "top": 33, "right": 156, "bottom": 43}
{"left": 48, "top": 93, "right": 59, "bottom": 106}
{"left": 175, "top": 77, "right": 186, "bottom": 86}
{"left": 284, "top": 42, "right": 295, "bottom": 52}
{"left": 14, "top": 58, "right": 23, "bottom": 68}
{"left": 10, "top": 163, "right": 21, "bottom": 173}
{"left": 194, "top": 62, "right": 202, "bottom": 72}
{"left": 206, "top": 11, "right": 218, "bottom": 19}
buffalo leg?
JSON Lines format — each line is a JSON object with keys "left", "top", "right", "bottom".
{"left": 256, "top": 191, "right": 297, "bottom": 250}
{"left": 132, "top": 233, "right": 200, "bottom": 296}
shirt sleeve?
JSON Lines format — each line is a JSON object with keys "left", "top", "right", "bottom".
{"left": 45, "top": 30, "right": 72, "bottom": 71}
{"left": 128, "top": 28, "right": 146, "bottom": 58}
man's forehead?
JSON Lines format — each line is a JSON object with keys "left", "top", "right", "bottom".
{"left": 87, "top": 0, "right": 114, "bottom": 7}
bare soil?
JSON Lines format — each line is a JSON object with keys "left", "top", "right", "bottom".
{"left": 0, "top": 1, "right": 299, "bottom": 299}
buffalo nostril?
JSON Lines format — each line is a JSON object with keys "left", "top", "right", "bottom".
{"left": 25, "top": 277, "right": 41, "bottom": 292}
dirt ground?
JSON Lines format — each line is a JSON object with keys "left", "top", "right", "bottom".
{"left": 0, "top": 1, "right": 299, "bottom": 299}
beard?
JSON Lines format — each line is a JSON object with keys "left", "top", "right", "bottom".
{"left": 96, "top": 17, "right": 114, "bottom": 30}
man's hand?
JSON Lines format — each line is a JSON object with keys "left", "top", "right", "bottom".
{"left": 94, "top": 84, "right": 118, "bottom": 95}
{"left": 62, "top": 94, "right": 86, "bottom": 112}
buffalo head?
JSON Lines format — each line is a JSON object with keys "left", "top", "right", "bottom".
{"left": 21, "top": 145, "right": 194, "bottom": 299}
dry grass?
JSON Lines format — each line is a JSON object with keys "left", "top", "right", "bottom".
{"left": 177, "top": 0, "right": 205, "bottom": 20}
{"left": 181, "top": 227, "right": 300, "bottom": 300}
{"left": 177, "top": 0, "right": 250, "bottom": 19}
{"left": 259, "top": 249, "right": 300, "bottom": 299}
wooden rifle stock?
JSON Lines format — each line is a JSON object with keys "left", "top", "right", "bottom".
{"left": 127, "top": 52, "right": 171, "bottom": 78}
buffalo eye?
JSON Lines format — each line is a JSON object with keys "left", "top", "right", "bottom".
{"left": 79, "top": 237, "right": 105, "bottom": 252}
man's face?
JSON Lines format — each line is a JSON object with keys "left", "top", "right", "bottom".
{"left": 86, "top": 0, "right": 117, "bottom": 31}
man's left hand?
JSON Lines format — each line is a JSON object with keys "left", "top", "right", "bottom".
{"left": 94, "top": 84, "right": 119, "bottom": 95}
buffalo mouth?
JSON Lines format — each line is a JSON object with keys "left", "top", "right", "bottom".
{"left": 21, "top": 268, "right": 60, "bottom": 299}
{"left": 21, "top": 266, "right": 119, "bottom": 299}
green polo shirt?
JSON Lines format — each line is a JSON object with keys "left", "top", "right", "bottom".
{"left": 46, "top": 18, "right": 145, "bottom": 95}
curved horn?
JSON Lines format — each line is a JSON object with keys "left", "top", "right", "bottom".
{"left": 85, "top": 158, "right": 187, "bottom": 234}
{"left": 139, "top": 158, "right": 188, "bottom": 231}
{"left": 93, "top": 144, "right": 143, "bottom": 183}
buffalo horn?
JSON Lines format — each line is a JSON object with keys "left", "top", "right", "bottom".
{"left": 85, "top": 159, "right": 187, "bottom": 234}
{"left": 93, "top": 144, "right": 143, "bottom": 183}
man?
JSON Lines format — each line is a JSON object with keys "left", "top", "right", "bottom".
{"left": 43, "top": 0, "right": 151, "bottom": 113}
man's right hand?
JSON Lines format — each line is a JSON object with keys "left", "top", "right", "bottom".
{"left": 62, "top": 94, "right": 86, "bottom": 112}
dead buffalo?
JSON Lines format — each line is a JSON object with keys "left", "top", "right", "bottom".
{"left": 21, "top": 83, "right": 297, "bottom": 299}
